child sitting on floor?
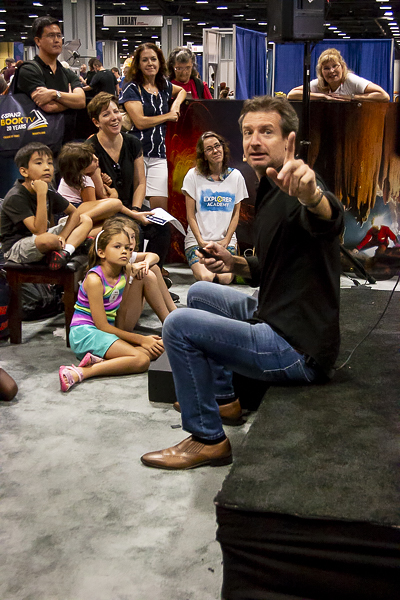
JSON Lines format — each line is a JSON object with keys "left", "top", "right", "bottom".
{"left": 0, "top": 142, "right": 92, "bottom": 270}
{"left": 105, "top": 215, "right": 176, "bottom": 332}
{"left": 59, "top": 220, "right": 165, "bottom": 392}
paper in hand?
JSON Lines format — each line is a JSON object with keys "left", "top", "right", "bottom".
{"left": 146, "top": 207, "right": 186, "bottom": 236}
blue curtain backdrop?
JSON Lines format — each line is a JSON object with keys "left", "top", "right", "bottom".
{"left": 236, "top": 27, "right": 267, "bottom": 100}
{"left": 274, "top": 39, "right": 393, "bottom": 98}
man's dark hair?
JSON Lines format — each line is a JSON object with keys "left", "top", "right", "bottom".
{"left": 92, "top": 59, "right": 103, "bottom": 68}
{"left": 196, "top": 131, "right": 230, "bottom": 177}
{"left": 15, "top": 142, "right": 53, "bottom": 169}
{"left": 5, "top": 58, "right": 15, "bottom": 65}
{"left": 32, "top": 15, "right": 61, "bottom": 40}
{"left": 87, "top": 92, "right": 119, "bottom": 122}
{"left": 238, "top": 95, "right": 299, "bottom": 137}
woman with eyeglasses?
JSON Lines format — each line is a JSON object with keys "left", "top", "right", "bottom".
{"left": 167, "top": 46, "right": 213, "bottom": 100}
{"left": 288, "top": 48, "right": 389, "bottom": 102}
{"left": 86, "top": 92, "right": 152, "bottom": 231}
{"left": 182, "top": 131, "right": 248, "bottom": 285}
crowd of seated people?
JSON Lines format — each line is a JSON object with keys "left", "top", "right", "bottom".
{"left": 0, "top": 18, "right": 246, "bottom": 399}
{"left": 0, "top": 16, "right": 392, "bottom": 473}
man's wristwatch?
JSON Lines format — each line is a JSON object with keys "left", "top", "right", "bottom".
{"left": 55, "top": 90, "right": 62, "bottom": 100}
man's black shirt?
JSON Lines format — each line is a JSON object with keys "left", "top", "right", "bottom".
{"left": 16, "top": 56, "right": 82, "bottom": 143}
{"left": 246, "top": 176, "right": 344, "bottom": 376}
{"left": 89, "top": 70, "right": 118, "bottom": 96}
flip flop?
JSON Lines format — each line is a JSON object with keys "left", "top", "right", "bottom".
{"left": 59, "top": 365, "right": 83, "bottom": 392}
{"left": 78, "top": 353, "right": 104, "bottom": 368}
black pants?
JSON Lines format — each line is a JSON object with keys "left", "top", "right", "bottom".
{"left": 139, "top": 222, "right": 171, "bottom": 270}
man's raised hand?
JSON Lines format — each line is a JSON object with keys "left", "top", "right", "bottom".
{"left": 266, "top": 131, "right": 318, "bottom": 204}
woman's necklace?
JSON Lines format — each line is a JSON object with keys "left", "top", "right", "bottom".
{"left": 143, "top": 82, "right": 158, "bottom": 95}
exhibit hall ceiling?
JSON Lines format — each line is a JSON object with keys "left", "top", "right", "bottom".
{"left": 1, "top": 1, "right": 400, "bottom": 58}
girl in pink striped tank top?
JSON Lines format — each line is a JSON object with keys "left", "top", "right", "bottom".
{"left": 59, "top": 222, "right": 166, "bottom": 392}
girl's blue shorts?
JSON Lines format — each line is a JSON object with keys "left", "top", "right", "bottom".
{"left": 69, "top": 325, "right": 119, "bottom": 361}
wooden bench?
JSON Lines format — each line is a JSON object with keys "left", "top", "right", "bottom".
{"left": 4, "top": 255, "right": 87, "bottom": 346}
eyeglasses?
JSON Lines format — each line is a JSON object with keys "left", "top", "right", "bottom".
{"left": 174, "top": 66, "right": 192, "bottom": 72}
{"left": 113, "top": 163, "right": 123, "bottom": 187}
{"left": 204, "top": 142, "right": 222, "bottom": 154}
{"left": 322, "top": 64, "right": 340, "bottom": 72}
{"left": 42, "top": 33, "right": 63, "bottom": 40}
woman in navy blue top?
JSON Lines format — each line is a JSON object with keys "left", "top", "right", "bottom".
{"left": 119, "top": 43, "right": 186, "bottom": 213}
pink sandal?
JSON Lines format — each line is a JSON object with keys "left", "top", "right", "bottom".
{"left": 59, "top": 365, "right": 83, "bottom": 392}
{"left": 78, "top": 353, "right": 104, "bottom": 368}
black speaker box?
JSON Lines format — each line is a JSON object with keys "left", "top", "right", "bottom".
{"left": 267, "top": 0, "right": 325, "bottom": 42}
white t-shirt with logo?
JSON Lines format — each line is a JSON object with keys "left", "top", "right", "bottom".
{"left": 310, "top": 72, "right": 371, "bottom": 96}
{"left": 181, "top": 168, "right": 248, "bottom": 250}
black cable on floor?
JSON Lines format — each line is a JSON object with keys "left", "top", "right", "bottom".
{"left": 336, "top": 272, "right": 400, "bottom": 371}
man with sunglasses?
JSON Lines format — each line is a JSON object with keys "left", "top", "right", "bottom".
{"left": 17, "top": 16, "right": 85, "bottom": 143}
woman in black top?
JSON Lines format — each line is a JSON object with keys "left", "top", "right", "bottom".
{"left": 87, "top": 92, "right": 151, "bottom": 229}
{"left": 87, "top": 92, "right": 178, "bottom": 294}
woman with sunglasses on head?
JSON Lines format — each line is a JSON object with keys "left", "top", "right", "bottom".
{"left": 119, "top": 43, "right": 186, "bottom": 269}
{"left": 182, "top": 131, "right": 248, "bottom": 285}
{"left": 167, "top": 46, "right": 213, "bottom": 100}
{"left": 86, "top": 92, "right": 152, "bottom": 232}
{"left": 288, "top": 48, "right": 389, "bottom": 102}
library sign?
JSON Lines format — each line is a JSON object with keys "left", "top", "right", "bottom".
{"left": 103, "top": 15, "right": 163, "bottom": 27}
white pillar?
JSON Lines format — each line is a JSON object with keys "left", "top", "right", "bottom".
{"left": 394, "top": 59, "right": 400, "bottom": 100}
{"left": 24, "top": 47, "right": 36, "bottom": 61}
{"left": 161, "top": 16, "right": 183, "bottom": 60}
{"left": 62, "top": 0, "right": 96, "bottom": 59}
{"left": 101, "top": 41, "right": 119, "bottom": 70}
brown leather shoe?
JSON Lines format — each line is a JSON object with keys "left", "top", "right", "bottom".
{"left": 141, "top": 435, "right": 232, "bottom": 470}
{"left": 173, "top": 398, "right": 244, "bottom": 426}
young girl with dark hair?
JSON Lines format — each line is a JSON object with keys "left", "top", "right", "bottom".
{"left": 106, "top": 215, "right": 177, "bottom": 332}
{"left": 57, "top": 142, "right": 146, "bottom": 235}
{"left": 59, "top": 221, "right": 164, "bottom": 392}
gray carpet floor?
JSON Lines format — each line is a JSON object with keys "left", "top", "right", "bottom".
{"left": 1, "top": 266, "right": 397, "bottom": 600}
{"left": 0, "top": 265, "right": 255, "bottom": 600}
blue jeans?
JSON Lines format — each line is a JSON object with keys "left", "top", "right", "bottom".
{"left": 162, "top": 282, "right": 318, "bottom": 440}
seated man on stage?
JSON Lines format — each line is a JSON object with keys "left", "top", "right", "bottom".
{"left": 141, "top": 96, "right": 345, "bottom": 470}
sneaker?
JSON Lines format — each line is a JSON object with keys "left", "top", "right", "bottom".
{"left": 170, "top": 291, "right": 180, "bottom": 303}
{"left": 163, "top": 276, "right": 173, "bottom": 289}
{"left": 48, "top": 249, "right": 71, "bottom": 270}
